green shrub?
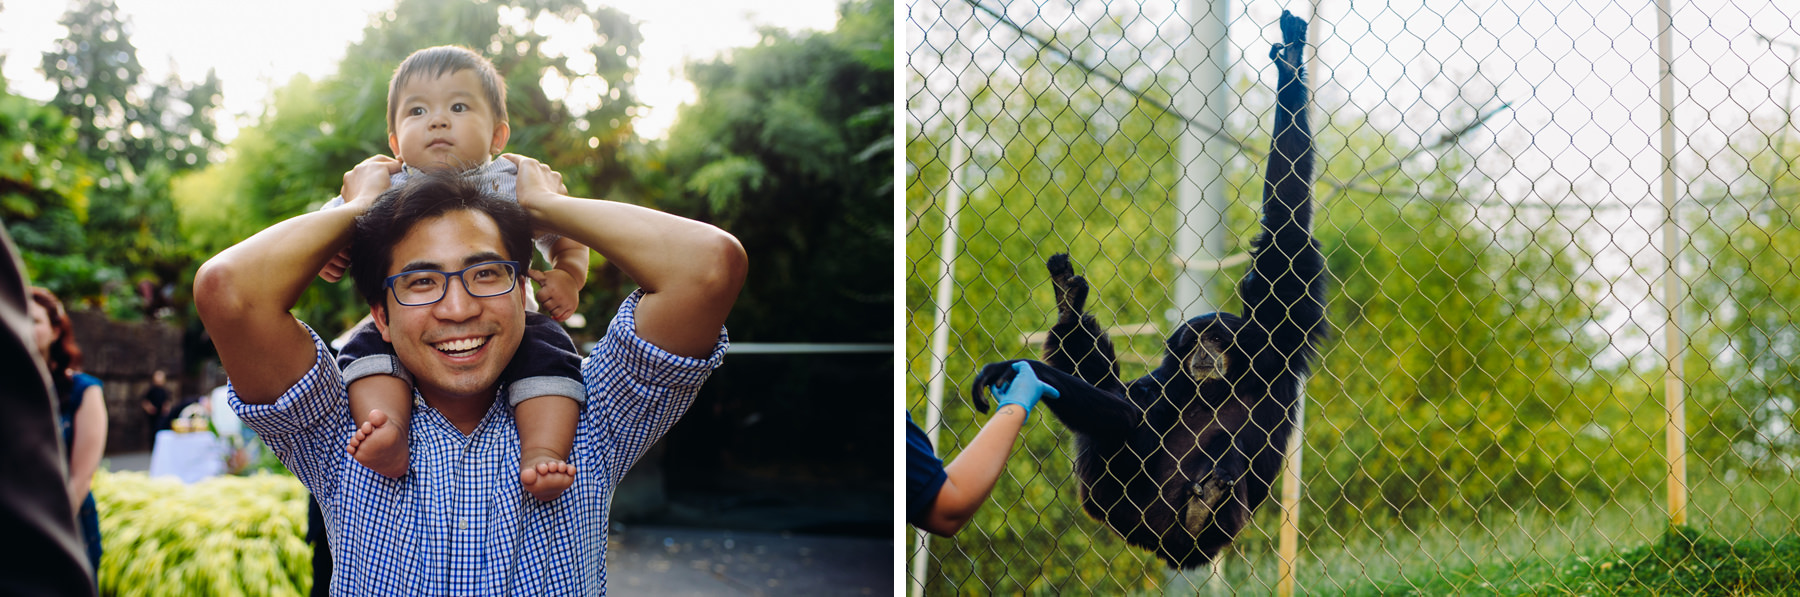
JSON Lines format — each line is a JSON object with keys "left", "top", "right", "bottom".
{"left": 94, "top": 470, "right": 311, "bottom": 596}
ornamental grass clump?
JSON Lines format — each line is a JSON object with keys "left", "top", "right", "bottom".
{"left": 93, "top": 470, "right": 311, "bottom": 596}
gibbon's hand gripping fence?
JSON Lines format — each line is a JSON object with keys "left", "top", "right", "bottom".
{"left": 907, "top": 0, "right": 1800, "bottom": 595}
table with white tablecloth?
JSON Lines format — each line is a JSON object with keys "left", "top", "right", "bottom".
{"left": 148, "top": 430, "right": 226, "bottom": 484}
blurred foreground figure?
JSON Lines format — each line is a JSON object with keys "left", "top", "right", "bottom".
{"left": 0, "top": 227, "right": 96, "bottom": 595}
{"left": 30, "top": 286, "right": 109, "bottom": 575}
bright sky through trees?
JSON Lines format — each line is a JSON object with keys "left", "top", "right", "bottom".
{"left": 0, "top": 0, "right": 841, "bottom": 140}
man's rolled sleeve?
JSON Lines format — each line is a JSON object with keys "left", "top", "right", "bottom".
{"left": 229, "top": 323, "right": 352, "bottom": 499}
{"left": 584, "top": 289, "right": 727, "bottom": 479}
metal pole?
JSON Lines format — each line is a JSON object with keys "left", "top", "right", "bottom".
{"left": 1277, "top": 390, "right": 1306, "bottom": 596}
{"left": 1171, "top": 0, "right": 1234, "bottom": 323}
{"left": 1167, "top": 0, "right": 1232, "bottom": 592}
{"left": 1655, "top": 0, "right": 1688, "bottom": 528}
{"left": 911, "top": 20, "right": 974, "bottom": 593}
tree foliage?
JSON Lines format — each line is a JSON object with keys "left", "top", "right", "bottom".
{"left": 24, "top": 0, "right": 223, "bottom": 317}
{"left": 1684, "top": 132, "right": 1800, "bottom": 473}
{"left": 0, "top": 80, "right": 101, "bottom": 299}
{"left": 654, "top": 0, "right": 893, "bottom": 343}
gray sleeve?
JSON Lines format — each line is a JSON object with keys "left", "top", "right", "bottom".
{"left": 340, "top": 354, "right": 413, "bottom": 386}
{"left": 506, "top": 376, "right": 588, "bottom": 407}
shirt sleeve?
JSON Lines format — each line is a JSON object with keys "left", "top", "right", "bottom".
{"left": 906, "top": 414, "right": 948, "bottom": 527}
{"left": 580, "top": 289, "right": 727, "bottom": 480}
{"left": 228, "top": 323, "right": 351, "bottom": 501}
{"left": 480, "top": 159, "right": 562, "bottom": 258}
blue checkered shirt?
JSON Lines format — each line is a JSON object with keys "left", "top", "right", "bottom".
{"left": 231, "top": 290, "right": 726, "bottom": 595}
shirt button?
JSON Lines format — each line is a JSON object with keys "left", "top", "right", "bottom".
{"left": 459, "top": 520, "right": 468, "bottom": 530}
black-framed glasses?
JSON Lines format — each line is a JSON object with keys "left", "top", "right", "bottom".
{"left": 383, "top": 261, "right": 524, "bottom": 306}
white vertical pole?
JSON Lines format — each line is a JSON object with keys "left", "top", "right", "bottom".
{"left": 1172, "top": 0, "right": 1234, "bottom": 323}
{"left": 1655, "top": 0, "right": 1688, "bottom": 527}
{"left": 1170, "top": 0, "right": 1231, "bottom": 591}
{"left": 912, "top": 5, "right": 974, "bottom": 591}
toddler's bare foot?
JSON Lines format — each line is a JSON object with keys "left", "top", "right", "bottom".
{"left": 346, "top": 409, "right": 409, "bottom": 478}
{"left": 520, "top": 457, "right": 576, "bottom": 502}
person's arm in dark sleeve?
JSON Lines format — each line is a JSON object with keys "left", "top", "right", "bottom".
{"left": 909, "top": 407, "right": 1028, "bottom": 537}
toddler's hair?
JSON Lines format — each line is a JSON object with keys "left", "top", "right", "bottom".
{"left": 386, "top": 46, "right": 508, "bottom": 136}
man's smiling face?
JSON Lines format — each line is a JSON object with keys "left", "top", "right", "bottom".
{"left": 371, "top": 209, "right": 526, "bottom": 403}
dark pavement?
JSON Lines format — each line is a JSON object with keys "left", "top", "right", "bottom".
{"left": 606, "top": 524, "right": 890, "bottom": 595}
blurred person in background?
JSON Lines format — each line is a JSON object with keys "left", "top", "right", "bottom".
{"left": 0, "top": 228, "right": 94, "bottom": 595}
{"left": 29, "top": 286, "right": 107, "bottom": 578}
{"left": 141, "top": 369, "right": 172, "bottom": 446}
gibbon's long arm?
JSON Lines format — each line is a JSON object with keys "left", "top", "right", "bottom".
{"left": 971, "top": 359, "right": 1139, "bottom": 443}
{"left": 1242, "top": 11, "right": 1326, "bottom": 371}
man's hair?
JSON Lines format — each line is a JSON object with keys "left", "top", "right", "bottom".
{"left": 386, "top": 46, "right": 509, "bottom": 136}
{"left": 348, "top": 170, "right": 534, "bottom": 308}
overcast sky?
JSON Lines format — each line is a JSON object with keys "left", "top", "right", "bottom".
{"left": 0, "top": 0, "right": 844, "bottom": 141}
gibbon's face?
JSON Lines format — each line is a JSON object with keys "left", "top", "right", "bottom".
{"left": 1176, "top": 314, "right": 1239, "bottom": 381}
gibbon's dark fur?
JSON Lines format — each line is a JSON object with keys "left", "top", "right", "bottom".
{"left": 971, "top": 11, "right": 1326, "bottom": 569}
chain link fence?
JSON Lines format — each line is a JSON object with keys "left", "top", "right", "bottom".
{"left": 906, "top": 0, "right": 1800, "bottom": 593}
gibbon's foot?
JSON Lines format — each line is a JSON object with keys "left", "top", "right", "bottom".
{"left": 1181, "top": 474, "right": 1234, "bottom": 535}
{"left": 1047, "top": 254, "right": 1090, "bottom": 321}
{"left": 520, "top": 454, "right": 577, "bottom": 502}
{"left": 346, "top": 408, "right": 409, "bottom": 479}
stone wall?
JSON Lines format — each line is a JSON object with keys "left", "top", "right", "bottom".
{"left": 66, "top": 310, "right": 183, "bottom": 454}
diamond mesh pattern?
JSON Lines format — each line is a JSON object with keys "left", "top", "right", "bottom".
{"left": 907, "top": 0, "right": 1800, "bottom": 593}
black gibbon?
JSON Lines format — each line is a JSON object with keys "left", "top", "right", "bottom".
{"left": 971, "top": 11, "right": 1326, "bottom": 569}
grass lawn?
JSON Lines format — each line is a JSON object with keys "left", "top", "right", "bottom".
{"left": 1352, "top": 526, "right": 1800, "bottom": 596}
{"left": 1190, "top": 470, "right": 1800, "bottom": 595}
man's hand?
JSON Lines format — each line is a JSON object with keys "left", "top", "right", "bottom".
{"left": 498, "top": 152, "right": 744, "bottom": 360}
{"left": 342, "top": 155, "right": 403, "bottom": 208}
{"left": 529, "top": 268, "right": 582, "bottom": 321}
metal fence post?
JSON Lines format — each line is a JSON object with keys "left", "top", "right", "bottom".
{"left": 1655, "top": 0, "right": 1688, "bottom": 529}
{"left": 1172, "top": 0, "right": 1234, "bottom": 323}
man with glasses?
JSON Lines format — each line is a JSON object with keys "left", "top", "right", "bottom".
{"left": 195, "top": 154, "right": 746, "bottom": 593}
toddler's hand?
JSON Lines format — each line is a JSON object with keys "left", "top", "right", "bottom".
{"left": 529, "top": 268, "right": 582, "bottom": 321}
{"left": 318, "top": 248, "right": 352, "bottom": 283}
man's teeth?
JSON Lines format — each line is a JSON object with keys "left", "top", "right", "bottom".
{"left": 434, "top": 337, "right": 487, "bottom": 355}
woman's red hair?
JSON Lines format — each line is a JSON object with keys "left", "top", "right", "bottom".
{"left": 27, "top": 287, "right": 81, "bottom": 393}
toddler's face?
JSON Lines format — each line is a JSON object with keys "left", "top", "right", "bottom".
{"left": 389, "top": 70, "right": 508, "bottom": 171}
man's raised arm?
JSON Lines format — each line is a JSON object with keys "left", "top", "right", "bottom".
{"left": 503, "top": 154, "right": 747, "bottom": 359}
{"left": 195, "top": 156, "right": 402, "bottom": 403}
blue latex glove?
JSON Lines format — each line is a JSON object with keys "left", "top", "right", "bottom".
{"left": 989, "top": 361, "right": 1060, "bottom": 422}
